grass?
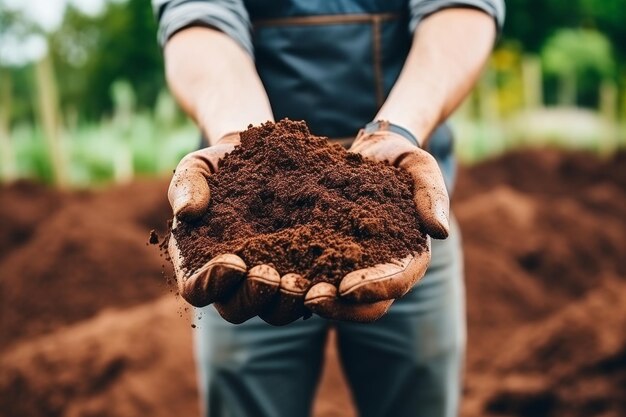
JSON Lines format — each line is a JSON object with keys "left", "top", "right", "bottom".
{"left": 452, "top": 107, "right": 626, "bottom": 164}
{"left": 4, "top": 113, "right": 198, "bottom": 187}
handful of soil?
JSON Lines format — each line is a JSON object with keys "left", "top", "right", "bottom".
{"left": 172, "top": 119, "right": 428, "bottom": 287}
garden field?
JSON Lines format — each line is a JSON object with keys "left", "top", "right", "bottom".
{"left": 1, "top": 148, "right": 624, "bottom": 417}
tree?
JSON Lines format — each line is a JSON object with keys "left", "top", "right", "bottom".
{"left": 541, "top": 29, "right": 615, "bottom": 106}
{"left": 50, "top": 0, "right": 164, "bottom": 120}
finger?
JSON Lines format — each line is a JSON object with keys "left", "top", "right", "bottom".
{"left": 168, "top": 150, "right": 215, "bottom": 221}
{"left": 259, "top": 273, "right": 309, "bottom": 326}
{"left": 168, "top": 219, "right": 246, "bottom": 307}
{"left": 398, "top": 151, "right": 450, "bottom": 239}
{"left": 215, "top": 264, "right": 281, "bottom": 324}
{"left": 304, "top": 282, "right": 393, "bottom": 323}
{"left": 175, "top": 252, "right": 246, "bottom": 309}
{"left": 338, "top": 243, "right": 431, "bottom": 303}
{"left": 167, "top": 223, "right": 185, "bottom": 278}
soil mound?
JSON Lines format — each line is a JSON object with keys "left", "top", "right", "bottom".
{"left": 174, "top": 120, "right": 427, "bottom": 285}
{"left": 0, "top": 179, "right": 172, "bottom": 350}
{"left": 455, "top": 148, "right": 626, "bottom": 417}
{"left": 483, "top": 278, "right": 626, "bottom": 417}
{"left": 455, "top": 148, "right": 626, "bottom": 200}
{"left": 0, "top": 296, "right": 197, "bottom": 417}
{"left": 0, "top": 180, "right": 69, "bottom": 261}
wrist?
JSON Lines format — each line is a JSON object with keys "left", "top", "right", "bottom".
{"left": 196, "top": 94, "right": 273, "bottom": 145}
{"left": 363, "top": 120, "right": 421, "bottom": 147}
{"left": 375, "top": 96, "right": 443, "bottom": 146}
{"left": 215, "top": 131, "right": 241, "bottom": 146}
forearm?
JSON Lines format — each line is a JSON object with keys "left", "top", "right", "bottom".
{"left": 375, "top": 8, "right": 496, "bottom": 145}
{"left": 164, "top": 27, "right": 273, "bottom": 144}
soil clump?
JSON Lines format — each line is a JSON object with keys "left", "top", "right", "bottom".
{"left": 172, "top": 119, "right": 427, "bottom": 285}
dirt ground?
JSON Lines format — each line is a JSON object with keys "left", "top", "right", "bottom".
{"left": 1, "top": 148, "right": 625, "bottom": 417}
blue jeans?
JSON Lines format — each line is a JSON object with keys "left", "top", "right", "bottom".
{"left": 194, "top": 218, "right": 465, "bottom": 417}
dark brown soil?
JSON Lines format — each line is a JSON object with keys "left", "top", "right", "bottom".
{"left": 1, "top": 148, "right": 625, "bottom": 417}
{"left": 173, "top": 120, "right": 427, "bottom": 285}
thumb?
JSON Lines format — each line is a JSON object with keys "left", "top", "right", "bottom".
{"left": 349, "top": 130, "right": 449, "bottom": 239}
{"left": 339, "top": 245, "right": 431, "bottom": 303}
{"left": 168, "top": 150, "right": 215, "bottom": 220}
{"left": 398, "top": 150, "right": 450, "bottom": 239}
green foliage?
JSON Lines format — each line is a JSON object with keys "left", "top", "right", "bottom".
{"left": 542, "top": 29, "right": 615, "bottom": 79}
{"left": 540, "top": 29, "right": 615, "bottom": 106}
{"left": 502, "top": 0, "right": 626, "bottom": 59}
{"left": 2, "top": 112, "right": 198, "bottom": 186}
{"left": 49, "top": 0, "right": 164, "bottom": 121}
{"left": 0, "top": 0, "right": 165, "bottom": 125}
{"left": 3, "top": 0, "right": 626, "bottom": 125}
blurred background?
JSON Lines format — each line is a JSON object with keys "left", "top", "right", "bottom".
{"left": 0, "top": 1, "right": 625, "bottom": 417}
{"left": 0, "top": 0, "right": 625, "bottom": 185}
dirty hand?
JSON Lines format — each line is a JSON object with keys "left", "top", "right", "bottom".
{"left": 168, "top": 133, "right": 306, "bottom": 325}
{"left": 305, "top": 120, "right": 450, "bottom": 322}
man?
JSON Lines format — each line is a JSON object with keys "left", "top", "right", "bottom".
{"left": 153, "top": 1, "right": 504, "bottom": 416}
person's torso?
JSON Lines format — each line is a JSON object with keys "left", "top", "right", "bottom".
{"left": 245, "top": 0, "right": 411, "bottom": 141}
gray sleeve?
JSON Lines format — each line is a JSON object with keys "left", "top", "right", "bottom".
{"left": 152, "top": 0, "right": 253, "bottom": 55}
{"left": 408, "top": 0, "right": 505, "bottom": 33}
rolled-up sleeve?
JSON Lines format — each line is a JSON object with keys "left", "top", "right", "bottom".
{"left": 409, "top": 0, "right": 505, "bottom": 33}
{"left": 152, "top": 0, "right": 253, "bottom": 55}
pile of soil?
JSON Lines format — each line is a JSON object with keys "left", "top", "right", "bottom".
{"left": 0, "top": 296, "right": 197, "bottom": 417}
{"left": 0, "top": 179, "right": 172, "bottom": 350}
{"left": 0, "top": 147, "right": 625, "bottom": 417}
{"left": 455, "top": 149, "right": 626, "bottom": 417}
{"left": 173, "top": 119, "right": 427, "bottom": 285}
{"left": 0, "top": 180, "right": 68, "bottom": 262}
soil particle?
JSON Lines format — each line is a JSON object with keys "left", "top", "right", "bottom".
{"left": 149, "top": 230, "right": 159, "bottom": 245}
{"left": 172, "top": 119, "right": 427, "bottom": 286}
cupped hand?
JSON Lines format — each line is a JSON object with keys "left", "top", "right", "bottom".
{"left": 304, "top": 121, "right": 449, "bottom": 322}
{"left": 167, "top": 133, "right": 308, "bottom": 325}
